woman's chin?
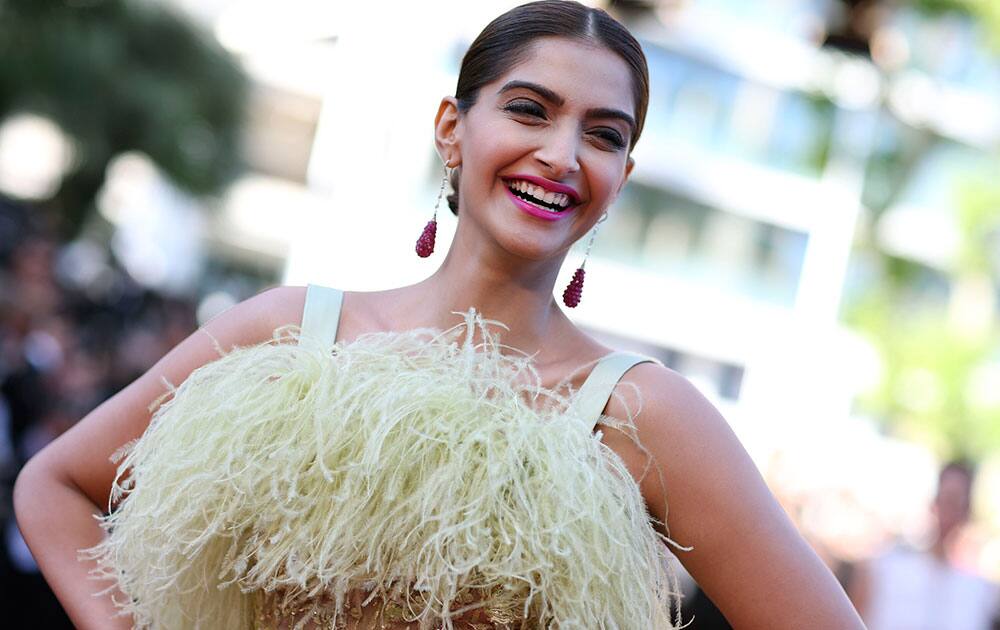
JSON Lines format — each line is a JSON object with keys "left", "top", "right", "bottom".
{"left": 495, "top": 233, "right": 569, "bottom": 263}
{"left": 459, "top": 202, "right": 574, "bottom": 262}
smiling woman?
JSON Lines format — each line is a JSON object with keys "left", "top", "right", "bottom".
{"left": 441, "top": 1, "right": 647, "bottom": 228}
{"left": 432, "top": 34, "right": 640, "bottom": 307}
{"left": 14, "top": 2, "right": 866, "bottom": 629}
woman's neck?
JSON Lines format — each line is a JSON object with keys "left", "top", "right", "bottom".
{"left": 392, "top": 239, "right": 575, "bottom": 361}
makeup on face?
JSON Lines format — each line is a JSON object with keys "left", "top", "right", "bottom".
{"left": 454, "top": 38, "right": 635, "bottom": 247}
{"left": 496, "top": 79, "right": 636, "bottom": 147}
{"left": 501, "top": 174, "right": 580, "bottom": 221}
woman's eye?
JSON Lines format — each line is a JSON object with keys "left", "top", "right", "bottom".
{"left": 593, "top": 128, "right": 626, "bottom": 149}
{"left": 504, "top": 100, "right": 546, "bottom": 118}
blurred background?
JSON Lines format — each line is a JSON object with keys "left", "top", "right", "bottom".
{"left": 1, "top": 0, "right": 998, "bottom": 627}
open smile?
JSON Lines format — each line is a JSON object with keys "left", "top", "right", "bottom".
{"left": 501, "top": 175, "right": 581, "bottom": 221}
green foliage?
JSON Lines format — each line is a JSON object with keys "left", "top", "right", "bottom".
{"left": 911, "top": 0, "right": 1000, "bottom": 52}
{"left": 0, "top": 0, "right": 248, "bottom": 235}
{"left": 955, "top": 170, "right": 1000, "bottom": 276}
{"left": 845, "top": 156, "right": 1000, "bottom": 461}
{"left": 803, "top": 93, "right": 835, "bottom": 175}
{"left": 847, "top": 287, "right": 1000, "bottom": 459}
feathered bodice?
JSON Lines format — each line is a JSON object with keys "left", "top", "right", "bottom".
{"left": 255, "top": 580, "right": 528, "bottom": 628}
{"left": 80, "top": 298, "right": 681, "bottom": 629}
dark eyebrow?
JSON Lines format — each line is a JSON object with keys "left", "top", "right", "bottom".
{"left": 497, "top": 80, "right": 564, "bottom": 106}
{"left": 497, "top": 80, "right": 636, "bottom": 136}
{"left": 584, "top": 107, "right": 636, "bottom": 136}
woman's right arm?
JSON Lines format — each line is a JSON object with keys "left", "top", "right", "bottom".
{"left": 12, "top": 285, "right": 306, "bottom": 630}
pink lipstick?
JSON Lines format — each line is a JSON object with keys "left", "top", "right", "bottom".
{"left": 504, "top": 186, "right": 572, "bottom": 221}
{"left": 504, "top": 174, "right": 581, "bottom": 204}
{"left": 501, "top": 174, "right": 581, "bottom": 222}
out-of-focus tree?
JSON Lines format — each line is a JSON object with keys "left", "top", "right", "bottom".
{"left": 0, "top": 0, "right": 247, "bottom": 236}
{"left": 913, "top": 0, "right": 1000, "bottom": 51}
{"left": 833, "top": 0, "right": 1000, "bottom": 461}
{"left": 846, "top": 164, "right": 1000, "bottom": 461}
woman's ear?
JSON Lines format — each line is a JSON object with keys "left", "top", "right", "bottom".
{"left": 434, "top": 96, "right": 461, "bottom": 166}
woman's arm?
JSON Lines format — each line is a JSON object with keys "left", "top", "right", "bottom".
{"left": 13, "top": 285, "right": 306, "bottom": 630}
{"left": 601, "top": 363, "right": 865, "bottom": 629}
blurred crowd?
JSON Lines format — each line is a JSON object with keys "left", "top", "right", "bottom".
{"left": 679, "top": 458, "right": 1000, "bottom": 629}
{"left": 0, "top": 195, "right": 197, "bottom": 628}
{"left": 845, "top": 462, "right": 1000, "bottom": 629}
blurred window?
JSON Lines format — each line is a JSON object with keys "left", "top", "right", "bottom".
{"left": 644, "top": 44, "right": 836, "bottom": 177}
{"left": 692, "top": 0, "right": 830, "bottom": 39}
{"left": 893, "top": 8, "right": 1000, "bottom": 97}
{"left": 894, "top": 141, "right": 995, "bottom": 213}
{"left": 583, "top": 327, "right": 745, "bottom": 402}
{"left": 597, "top": 182, "right": 808, "bottom": 307}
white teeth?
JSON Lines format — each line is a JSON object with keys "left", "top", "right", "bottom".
{"left": 506, "top": 179, "right": 575, "bottom": 210}
{"left": 530, "top": 200, "right": 559, "bottom": 212}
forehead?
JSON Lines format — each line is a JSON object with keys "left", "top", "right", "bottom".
{"left": 490, "top": 37, "right": 635, "bottom": 114}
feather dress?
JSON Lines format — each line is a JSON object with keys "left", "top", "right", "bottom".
{"left": 79, "top": 307, "right": 683, "bottom": 629}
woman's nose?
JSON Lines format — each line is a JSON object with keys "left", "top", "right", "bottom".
{"left": 533, "top": 123, "right": 581, "bottom": 178}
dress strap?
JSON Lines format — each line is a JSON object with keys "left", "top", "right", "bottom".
{"left": 300, "top": 284, "right": 344, "bottom": 348}
{"left": 572, "top": 352, "right": 661, "bottom": 428}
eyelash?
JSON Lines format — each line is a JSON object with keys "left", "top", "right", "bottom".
{"left": 504, "top": 100, "right": 545, "bottom": 118}
{"left": 502, "top": 100, "right": 626, "bottom": 150}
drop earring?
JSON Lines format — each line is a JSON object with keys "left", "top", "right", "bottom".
{"left": 562, "top": 212, "right": 607, "bottom": 308}
{"left": 415, "top": 162, "right": 451, "bottom": 258}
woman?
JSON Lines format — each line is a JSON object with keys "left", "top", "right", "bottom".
{"left": 14, "top": 2, "right": 864, "bottom": 628}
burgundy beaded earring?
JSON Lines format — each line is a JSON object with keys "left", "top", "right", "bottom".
{"left": 562, "top": 212, "right": 608, "bottom": 308}
{"left": 415, "top": 162, "right": 451, "bottom": 258}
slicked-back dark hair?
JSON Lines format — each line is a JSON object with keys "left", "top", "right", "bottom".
{"left": 447, "top": 0, "right": 649, "bottom": 214}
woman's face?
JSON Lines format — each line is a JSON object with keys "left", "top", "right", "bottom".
{"left": 436, "top": 36, "right": 636, "bottom": 263}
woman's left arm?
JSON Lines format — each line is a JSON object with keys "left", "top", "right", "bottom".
{"left": 602, "top": 363, "right": 865, "bottom": 629}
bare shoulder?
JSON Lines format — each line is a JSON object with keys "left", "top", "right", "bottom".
{"left": 261, "top": 284, "right": 309, "bottom": 327}
{"left": 599, "top": 361, "right": 728, "bottom": 534}
{"left": 206, "top": 284, "right": 307, "bottom": 341}
{"left": 608, "top": 361, "right": 707, "bottom": 426}
{"left": 602, "top": 361, "right": 720, "bottom": 456}
{"left": 601, "top": 362, "right": 864, "bottom": 628}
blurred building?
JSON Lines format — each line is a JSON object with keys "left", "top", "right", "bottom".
{"left": 593, "top": 0, "right": 1000, "bottom": 581}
